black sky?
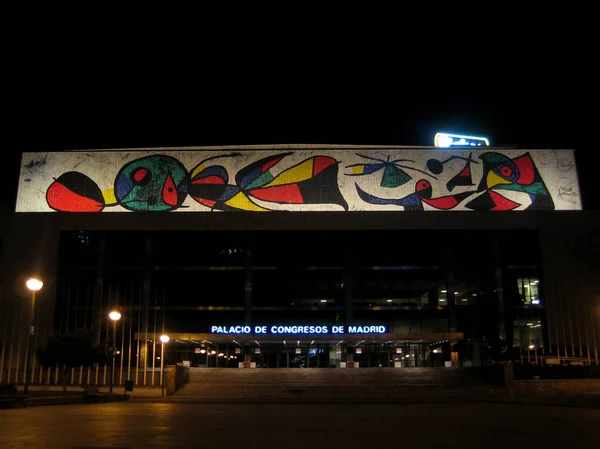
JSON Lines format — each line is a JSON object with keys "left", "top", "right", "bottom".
{"left": 4, "top": 24, "right": 597, "bottom": 210}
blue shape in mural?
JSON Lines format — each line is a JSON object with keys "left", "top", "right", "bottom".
{"left": 346, "top": 153, "right": 435, "bottom": 188}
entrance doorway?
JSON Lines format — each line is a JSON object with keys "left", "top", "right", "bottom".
{"left": 173, "top": 340, "right": 449, "bottom": 368}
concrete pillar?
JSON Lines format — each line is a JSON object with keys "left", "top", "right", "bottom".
{"left": 493, "top": 235, "right": 506, "bottom": 341}
{"left": 141, "top": 235, "right": 152, "bottom": 384}
{"left": 93, "top": 234, "right": 106, "bottom": 345}
{"left": 446, "top": 246, "right": 457, "bottom": 333}
{"left": 244, "top": 233, "right": 252, "bottom": 325}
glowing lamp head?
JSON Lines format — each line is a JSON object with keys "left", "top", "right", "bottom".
{"left": 159, "top": 335, "right": 170, "bottom": 343}
{"left": 109, "top": 311, "right": 121, "bottom": 321}
{"left": 26, "top": 278, "right": 43, "bottom": 292}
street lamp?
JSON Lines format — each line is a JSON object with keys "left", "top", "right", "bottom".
{"left": 108, "top": 311, "right": 121, "bottom": 393}
{"left": 159, "top": 334, "right": 169, "bottom": 397}
{"left": 24, "top": 278, "right": 43, "bottom": 395}
{"left": 528, "top": 344, "right": 538, "bottom": 365}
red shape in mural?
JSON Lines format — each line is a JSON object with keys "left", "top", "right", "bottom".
{"left": 313, "top": 156, "right": 335, "bottom": 175}
{"left": 192, "top": 175, "right": 226, "bottom": 185}
{"left": 46, "top": 171, "right": 105, "bottom": 212}
{"left": 512, "top": 154, "right": 535, "bottom": 185}
{"left": 249, "top": 184, "right": 303, "bottom": 203}
{"left": 489, "top": 190, "right": 520, "bottom": 211}
{"left": 162, "top": 174, "right": 178, "bottom": 206}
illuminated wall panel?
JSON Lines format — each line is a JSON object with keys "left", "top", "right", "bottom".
{"left": 16, "top": 148, "right": 582, "bottom": 212}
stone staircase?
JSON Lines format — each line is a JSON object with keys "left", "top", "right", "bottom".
{"left": 173, "top": 368, "right": 490, "bottom": 401}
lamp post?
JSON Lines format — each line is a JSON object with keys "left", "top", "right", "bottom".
{"left": 159, "top": 334, "right": 169, "bottom": 397}
{"left": 529, "top": 344, "right": 538, "bottom": 365}
{"left": 108, "top": 311, "right": 121, "bottom": 393}
{"left": 24, "top": 278, "right": 43, "bottom": 395}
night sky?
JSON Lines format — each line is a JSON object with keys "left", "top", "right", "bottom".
{"left": 4, "top": 35, "right": 596, "bottom": 211}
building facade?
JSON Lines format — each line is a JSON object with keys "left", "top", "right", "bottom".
{"left": 0, "top": 145, "right": 598, "bottom": 384}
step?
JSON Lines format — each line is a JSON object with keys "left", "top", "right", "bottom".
{"left": 174, "top": 385, "right": 472, "bottom": 398}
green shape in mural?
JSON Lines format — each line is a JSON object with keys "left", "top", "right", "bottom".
{"left": 381, "top": 164, "right": 412, "bottom": 188}
{"left": 345, "top": 153, "right": 434, "bottom": 189}
{"left": 114, "top": 155, "right": 189, "bottom": 212}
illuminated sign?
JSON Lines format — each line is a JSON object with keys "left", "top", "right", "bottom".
{"left": 434, "top": 133, "right": 490, "bottom": 148}
{"left": 209, "top": 325, "right": 387, "bottom": 335}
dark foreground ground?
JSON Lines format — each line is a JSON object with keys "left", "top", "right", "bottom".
{"left": 1, "top": 402, "right": 599, "bottom": 449}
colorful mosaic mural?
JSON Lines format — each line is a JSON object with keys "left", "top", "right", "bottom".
{"left": 16, "top": 148, "right": 582, "bottom": 212}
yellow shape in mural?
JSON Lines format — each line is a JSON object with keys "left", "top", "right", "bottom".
{"left": 225, "top": 192, "right": 270, "bottom": 212}
{"left": 263, "top": 159, "right": 313, "bottom": 188}
{"left": 102, "top": 188, "right": 118, "bottom": 205}
{"left": 486, "top": 171, "right": 512, "bottom": 189}
{"left": 190, "top": 163, "right": 206, "bottom": 180}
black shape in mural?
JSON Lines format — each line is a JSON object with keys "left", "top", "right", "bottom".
{"left": 345, "top": 153, "right": 435, "bottom": 188}
{"left": 465, "top": 152, "right": 554, "bottom": 211}
{"left": 47, "top": 153, "right": 348, "bottom": 212}
{"left": 187, "top": 153, "right": 245, "bottom": 211}
{"left": 43, "top": 150, "right": 557, "bottom": 213}
{"left": 445, "top": 153, "right": 476, "bottom": 192}
{"left": 426, "top": 154, "right": 479, "bottom": 176}
{"left": 189, "top": 152, "right": 348, "bottom": 211}
{"left": 46, "top": 171, "right": 106, "bottom": 212}
{"left": 356, "top": 179, "right": 474, "bottom": 211}
{"left": 114, "top": 155, "right": 189, "bottom": 212}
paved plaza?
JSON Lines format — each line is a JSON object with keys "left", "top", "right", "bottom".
{"left": 0, "top": 401, "right": 599, "bottom": 449}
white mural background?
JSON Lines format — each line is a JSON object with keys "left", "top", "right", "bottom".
{"left": 15, "top": 148, "right": 582, "bottom": 212}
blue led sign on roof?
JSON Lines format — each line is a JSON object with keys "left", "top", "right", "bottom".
{"left": 434, "top": 133, "right": 490, "bottom": 148}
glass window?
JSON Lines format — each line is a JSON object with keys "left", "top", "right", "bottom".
{"left": 517, "top": 278, "right": 540, "bottom": 305}
{"left": 58, "top": 230, "right": 100, "bottom": 267}
{"left": 513, "top": 318, "right": 544, "bottom": 357}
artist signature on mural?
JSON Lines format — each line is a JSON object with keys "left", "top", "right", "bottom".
{"left": 556, "top": 159, "right": 575, "bottom": 172}
{"left": 558, "top": 186, "right": 577, "bottom": 199}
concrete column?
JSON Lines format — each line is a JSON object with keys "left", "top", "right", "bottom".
{"left": 343, "top": 250, "right": 354, "bottom": 327}
{"left": 141, "top": 235, "right": 152, "bottom": 384}
{"left": 93, "top": 234, "right": 106, "bottom": 345}
{"left": 244, "top": 233, "right": 252, "bottom": 325}
{"left": 446, "top": 246, "right": 456, "bottom": 333}
{"left": 493, "top": 235, "right": 506, "bottom": 341}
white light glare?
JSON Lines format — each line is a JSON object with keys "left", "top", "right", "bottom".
{"left": 434, "top": 133, "right": 490, "bottom": 148}
{"left": 26, "top": 278, "right": 43, "bottom": 291}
